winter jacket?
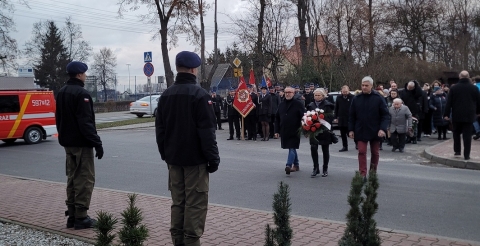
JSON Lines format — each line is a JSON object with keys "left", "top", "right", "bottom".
{"left": 444, "top": 78, "right": 480, "bottom": 123}
{"left": 348, "top": 90, "right": 390, "bottom": 142}
{"left": 388, "top": 105, "right": 412, "bottom": 134}
{"left": 275, "top": 98, "right": 305, "bottom": 149}
{"left": 334, "top": 93, "right": 354, "bottom": 127}
{"left": 400, "top": 80, "right": 423, "bottom": 117}
{"left": 257, "top": 93, "right": 272, "bottom": 116}
{"left": 429, "top": 92, "right": 449, "bottom": 127}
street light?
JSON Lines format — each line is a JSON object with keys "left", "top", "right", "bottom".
{"left": 126, "top": 64, "right": 131, "bottom": 95}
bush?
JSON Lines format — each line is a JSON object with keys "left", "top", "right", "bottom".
{"left": 338, "top": 171, "right": 381, "bottom": 246}
{"left": 118, "top": 193, "right": 149, "bottom": 246}
{"left": 94, "top": 211, "right": 118, "bottom": 246}
{"left": 264, "top": 181, "right": 293, "bottom": 246}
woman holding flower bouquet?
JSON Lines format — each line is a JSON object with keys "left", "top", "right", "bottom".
{"left": 306, "top": 89, "right": 335, "bottom": 177}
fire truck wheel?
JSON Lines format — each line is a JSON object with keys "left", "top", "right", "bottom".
{"left": 2, "top": 139, "right": 17, "bottom": 144}
{"left": 24, "top": 127, "right": 43, "bottom": 144}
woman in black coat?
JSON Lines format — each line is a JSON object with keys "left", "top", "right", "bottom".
{"left": 307, "top": 89, "right": 334, "bottom": 177}
{"left": 275, "top": 87, "right": 305, "bottom": 174}
{"left": 429, "top": 85, "right": 449, "bottom": 140}
{"left": 258, "top": 86, "right": 272, "bottom": 141}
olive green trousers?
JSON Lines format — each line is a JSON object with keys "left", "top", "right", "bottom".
{"left": 168, "top": 164, "right": 209, "bottom": 246}
{"left": 64, "top": 147, "right": 95, "bottom": 219}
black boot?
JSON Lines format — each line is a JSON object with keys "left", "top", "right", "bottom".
{"left": 74, "top": 216, "right": 97, "bottom": 230}
{"left": 65, "top": 210, "right": 75, "bottom": 229}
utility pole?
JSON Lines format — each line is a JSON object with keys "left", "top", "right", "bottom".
{"left": 126, "top": 63, "right": 131, "bottom": 94}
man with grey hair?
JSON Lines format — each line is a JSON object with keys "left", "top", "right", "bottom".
{"left": 349, "top": 76, "right": 390, "bottom": 181}
{"left": 388, "top": 98, "right": 412, "bottom": 152}
{"left": 444, "top": 70, "right": 480, "bottom": 160}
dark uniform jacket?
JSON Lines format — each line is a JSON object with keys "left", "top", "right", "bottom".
{"left": 444, "top": 78, "right": 480, "bottom": 123}
{"left": 55, "top": 78, "right": 102, "bottom": 148}
{"left": 304, "top": 93, "right": 314, "bottom": 108}
{"left": 250, "top": 92, "right": 258, "bottom": 116}
{"left": 348, "top": 90, "right": 390, "bottom": 142}
{"left": 211, "top": 94, "right": 223, "bottom": 113}
{"left": 270, "top": 92, "right": 281, "bottom": 115}
{"left": 275, "top": 98, "right": 305, "bottom": 149}
{"left": 257, "top": 93, "right": 272, "bottom": 116}
{"left": 225, "top": 95, "right": 239, "bottom": 117}
{"left": 334, "top": 93, "right": 354, "bottom": 127}
{"left": 155, "top": 73, "right": 220, "bottom": 166}
{"left": 307, "top": 100, "right": 334, "bottom": 145}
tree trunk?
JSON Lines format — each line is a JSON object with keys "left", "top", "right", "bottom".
{"left": 254, "top": 0, "right": 266, "bottom": 85}
{"left": 160, "top": 21, "right": 174, "bottom": 87}
{"left": 206, "top": 0, "right": 218, "bottom": 90}
{"left": 368, "top": 0, "right": 375, "bottom": 61}
{"left": 199, "top": 0, "right": 208, "bottom": 90}
{"left": 297, "top": 0, "right": 308, "bottom": 62}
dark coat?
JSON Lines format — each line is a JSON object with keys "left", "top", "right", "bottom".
{"left": 275, "top": 98, "right": 305, "bottom": 149}
{"left": 334, "top": 93, "right": 354, "bottom": 127}
{"left": 155, "top": 73, "right": 219, "bottom": 166}
{"left": 55, "top": 78, "right": 102, "bottom": 148}
{"left": 418, "top": 90, "right": 429, "bottom": 119}
{"left": 270, "top": 92, "right": 281, "bottom": 115}
{"left": 211, "top": 94, "right": 223, "bottom": 113}
{"left": 225, "top": 95, "right": 239, "bottom": 117}
{"left": 348, "top": 91, "right": 390, "bottom": 142}
{"left": 304, "top": 92, "right": 314, "bottom": 108}
{"left": 307, "top": 100, "right": 334, "bottom": 145}
{"left": 257, "top": 93, "right": 272, "bottom": 116}
{"left": 444, "top": 78, "right": 480, "bottom": 123}
{"left": 429, "top": 92, "right": 449, "bottom": 126}
{"left": 400, "top": 81, "right": 423, "bottom": 117}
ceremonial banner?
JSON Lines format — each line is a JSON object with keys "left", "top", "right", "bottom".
{"left": 233, "top": 76, "right": 255, "bottom": 117}
{"left": 249, "top": 69, "right": 256, "bottom": 85}
{"left": 266, "top": 77, "right": 272, "bottom": 87}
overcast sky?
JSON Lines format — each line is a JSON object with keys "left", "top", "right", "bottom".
{"left": 11, "top": 0, "right": 247, "bottom": 89}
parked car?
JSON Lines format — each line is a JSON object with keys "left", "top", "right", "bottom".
{"left": 129, "top": 95, "right": 160, "bottom": 117}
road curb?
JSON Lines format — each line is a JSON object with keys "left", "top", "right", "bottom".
{"left": 423, "top": 145, "right": 480, "bottom": 170}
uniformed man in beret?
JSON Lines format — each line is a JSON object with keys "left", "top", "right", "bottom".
{"left": 56, "top": 61, "right": 103, "bottom": 230}
{"left": 155, "top": 51, "right": 220, "bottom": 246}
{"left": 210, "top": 89, "right": 224, "bottom": 130}
{"left": 225, "top": 87, "right": 241, "bottom": 140}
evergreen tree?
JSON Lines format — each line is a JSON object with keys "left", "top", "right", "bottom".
{"left": 264, "top": 181, "right": 293, "bottom": 246}
{"left": 118, "top": 193, "right": 149, "bottom": 246}
{"left": 33, "top": 21, "right": 69, "bottom": 93}
{"left": 94, "top": 210, "right": 118, "bottom": 246}
{"left": 339, "top": 171, "right": 381, "bottom": 246}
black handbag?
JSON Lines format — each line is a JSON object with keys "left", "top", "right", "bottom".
{"left": 330, "top": 131, "right": 339, "bottom": 144}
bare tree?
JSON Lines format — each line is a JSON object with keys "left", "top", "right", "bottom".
{"left": 63, "top": 16, "right": 92, "bottom": 62}
{"left": 92, "top": 48, "right": 117, "bottom": 101}
{"left": 0, "top": 0, "right": 28, "bottom": 75}
{"left": 118, "top": 0, "right": 199, "bottom": 87}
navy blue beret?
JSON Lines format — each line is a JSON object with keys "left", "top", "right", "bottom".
{"left": 229, "top": 87, "right": 236, "bottom": 91}
{"left": 66, "top": 61, "right": 88, "bottom": 74}
{"left": 309, "top": 83, "right": 314, "bottom": 86}
{"left": 176, "top": 51, "right": 201, "bottom": 68}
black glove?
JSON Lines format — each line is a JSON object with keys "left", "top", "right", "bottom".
{"left": 206, "top": 162, "right": 219, "bottom": 173}
{"left": 95, "top": 146, "right": 104, "bottom": 160}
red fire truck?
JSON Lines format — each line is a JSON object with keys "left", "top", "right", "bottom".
{"left": 0, "top": 89, "right": 57, "bottom": 144}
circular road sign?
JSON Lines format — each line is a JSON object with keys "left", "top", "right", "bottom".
{"left": 143, "top": 62, "right": 154, "bottom": 77}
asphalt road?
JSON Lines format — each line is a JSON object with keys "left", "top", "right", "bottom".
{"left": 1, "top": 126, "right": 479, "bottom": 243}
{"left": 95, "top": 111, "right": 140, "bottom": 123}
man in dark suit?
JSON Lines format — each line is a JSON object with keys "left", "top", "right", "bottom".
{"left": 225, "top": 88, "right": 240, "bottom": 140}
{"left": 334, "top": 85, "right": 354, "bottom": 151}
{"left": 211, "top": 90, "right": 224, "bottom": 130}
{"left": 269, "top": 86, "right": 281, "bottom": 138}
{"left": 245, "top": 84, "right": 258, "bottom": 140}
{"left": 444, "top": 70, "right": 480, "bottom": 160}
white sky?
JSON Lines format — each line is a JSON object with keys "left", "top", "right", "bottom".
{"left": 11, "top": 0, "right": 248, "bottom": 89}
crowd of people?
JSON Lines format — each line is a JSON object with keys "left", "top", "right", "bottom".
{"left": 215, "top": 72, "right": 480, "bottom": 177}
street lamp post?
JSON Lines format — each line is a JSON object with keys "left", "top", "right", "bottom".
{"left": 126, "top": 64, "right": 131, "bottom": 96}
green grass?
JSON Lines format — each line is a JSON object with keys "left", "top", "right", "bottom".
{"left": 96, "top": 117, "right": 155, "bottom": 129}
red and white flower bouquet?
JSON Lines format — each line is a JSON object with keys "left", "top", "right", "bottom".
{"left": 299, "top": 109, "right": 332, "bottom": 140}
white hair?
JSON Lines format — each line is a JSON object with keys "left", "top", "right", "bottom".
{"left": 313, "top": 88, "right": 327, "bottom": 97}
{"left": 362, "top": 76, "right": 373, "bottom": 85}
{"left": 459, "top": 70, "right": 469, "bottom": 78}
{"left": 393, "top": 98, "right": 403, "bottom": 104}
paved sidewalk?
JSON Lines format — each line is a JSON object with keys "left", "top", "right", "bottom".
{"left": 0, "top": 175, "right": 479, "bottom": 246}
{"left": 424, "top": 138, "right": 480, "bottom": 170}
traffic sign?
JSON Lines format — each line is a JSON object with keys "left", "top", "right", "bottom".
{"left": 143, "top": 62, "right": 154, "bottom": 77}
{"left": 233, "top": 57, "right": 241, "bottom": 68}
{"left": 144, "top": 52, "right": 152, "bottom": 63}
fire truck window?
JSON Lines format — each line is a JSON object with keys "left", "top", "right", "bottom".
{"left": 0, "top": 95, "right": 21, "bottom": 113}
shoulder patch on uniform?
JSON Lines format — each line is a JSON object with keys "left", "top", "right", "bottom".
{"left": 84, "top": 98, "right": 90, "bottom": 102}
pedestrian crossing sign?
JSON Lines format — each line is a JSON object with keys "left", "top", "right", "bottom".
{"left": 144, "top": 52, "right": 152, "bottom": 63}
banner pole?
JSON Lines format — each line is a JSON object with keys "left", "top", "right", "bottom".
{"left": 241, "top": 116, "right": 245, "bottom": 140}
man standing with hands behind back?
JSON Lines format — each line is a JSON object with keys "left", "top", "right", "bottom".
{"left": 56, "top": 61, "right": 103, "bottom": 230}
{"left": 349, "top": 76, "right": 390, "bottom": 182}
{"left": 156, "top": 51, "right": 220, "bottom": 246}
{"left": 443, "top": 70, "right": 480, "bottom": 160}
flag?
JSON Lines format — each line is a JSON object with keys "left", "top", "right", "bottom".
{"left": 233, "top": 76, "right": 255, "bottom": 118}
{"left": 266, "top": 77, "right": 272, "bottom": 87}
{"left": 260, "top": 76, "right": 268, "bottom": 88}
{"left": 249, "top": 69, "right": 255, "bottom": 85}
